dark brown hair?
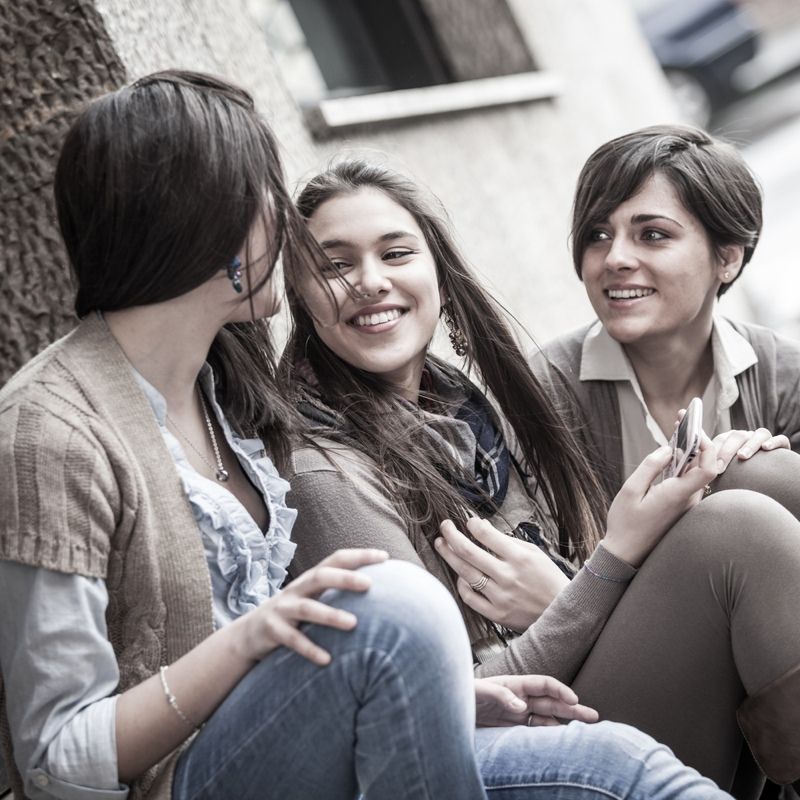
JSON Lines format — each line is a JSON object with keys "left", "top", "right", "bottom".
{"left": 285, "top": 161, "right": 607, "bottom": 629}
{"left": 571, "top": 124, "right": 762, "bottom": 296}
{"left": 54, "top": 70, "right": 322, "bottom": 465}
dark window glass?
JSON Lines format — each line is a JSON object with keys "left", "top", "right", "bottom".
{"left": 287, "top": 0, "right": 453, "bottom": 95}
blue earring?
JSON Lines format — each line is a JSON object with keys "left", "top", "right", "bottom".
{"left": 227, "top": 256, "right": 243, "bottom": 294}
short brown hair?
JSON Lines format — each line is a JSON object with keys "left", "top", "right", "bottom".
{"left": 571, "top": 124, "right": 762, "bottom": 296}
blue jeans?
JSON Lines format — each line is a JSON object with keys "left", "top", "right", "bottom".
{"left": 475, "top": 724, "right": 729, "bottom": 798}
{"left": 173, "top": 561, "right": 729, "bottom": 800}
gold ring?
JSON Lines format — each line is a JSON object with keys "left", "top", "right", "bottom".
{"left": 469, "top": 574, "right": 489, "bottom": 593}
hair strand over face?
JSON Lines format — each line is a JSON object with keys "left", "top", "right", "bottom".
{"left": 283, "top": 160, "right": 609, "bottom": 639}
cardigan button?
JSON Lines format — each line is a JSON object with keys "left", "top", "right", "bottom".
{"left": 34, "top": 773, "right": 50, "bottom": 787}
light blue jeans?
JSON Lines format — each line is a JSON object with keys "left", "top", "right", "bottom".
{"left": 172, "top": 561, "right": 729, "bottom": 800}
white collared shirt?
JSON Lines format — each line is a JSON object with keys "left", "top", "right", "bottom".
{"left": 580, "top": 316, "right": 758, "bottom": 479}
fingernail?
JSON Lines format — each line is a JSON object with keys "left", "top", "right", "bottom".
{"left": 658, "top": 445, "right": 671, "bottom": 457}
{"left": 434, "top": 537, "right": 443, "bottom": 548}
{"left": 763, "top": 441, "right": 774, "bottom": 450}
{"left": 716, "top": 459, "right": 725, "bottom": 472}
{"left": 510, "top": 698, "right": 527, "bottom": 711}
{"left": 738, "top": 448, "right": 750, "bottom": 458}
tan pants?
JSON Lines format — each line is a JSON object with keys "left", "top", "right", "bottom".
{"left": 572, "top": 449, "right": 800, "bottom": 798}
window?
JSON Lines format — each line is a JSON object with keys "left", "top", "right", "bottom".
{"left": 250, "top": 0, "right": 561, "bottom": 134}
{"left": 287, "top": 0, "right": 453, "bottom": 96}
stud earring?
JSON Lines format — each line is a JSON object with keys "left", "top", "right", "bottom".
{"left": 443, "top": 303, "right": 468, "bottom": 357}
{"left": 227, "top": 256, "right": 243, "bottom": 294}
{"left": 723, "top": 271, "right": 731, "bottom": 281}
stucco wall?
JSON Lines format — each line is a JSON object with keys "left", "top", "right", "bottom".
{"left": 2, "top": 0, "right": 680, "bottom": 383}
{"left": 309, "top": 0, "right": 680, "bottom": 345}
{"left": 78, "top": 0, "right": 685, "bottom": 349}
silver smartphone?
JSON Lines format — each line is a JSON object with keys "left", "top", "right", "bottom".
{"left": 661, "top": 397, "right": 703, "bottom": 481}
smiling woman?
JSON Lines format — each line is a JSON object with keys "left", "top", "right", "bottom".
{"left": 301, "top": 187, "right": 442, "bottom": 399}
{"left": 534, "top": 124, "right": 800, "bottom": 496}
{"left": 280, "top": 157, "right": 800, "bottom": 795}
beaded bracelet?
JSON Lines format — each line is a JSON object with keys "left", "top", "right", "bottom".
{"left": 159, "top": 665, "right": 200, "bottom": 732}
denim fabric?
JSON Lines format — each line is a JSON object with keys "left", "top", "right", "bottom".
{"left": 475, "top": 722, "right": 730, "bottom": 798}
{"left": 173, "top": 561, "right": 730, "bottom": 800}
{"left": 172, "top": 560, "right": 486, "bottom": 800}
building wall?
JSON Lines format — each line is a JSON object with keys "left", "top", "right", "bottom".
{"left": 308, "top": 0, "right": 680, "bottom": 345}
{"left": 1, "top": 0, "right": 679, "bottom": 384}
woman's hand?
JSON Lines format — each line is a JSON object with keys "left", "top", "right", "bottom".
{"left": 474, "top": 675, "right": 599, "bottom": 728}
{"left": 603, "top": 435, "right": 717, "bottom": 568}
{"left": 713, "top": 428, "right": 790, "bottom": 473}
{"left": 234, "top": 548, "right": 389, "bottom": 666}
{"left": 434, "top": 518, "right": 569, "bottom": 632}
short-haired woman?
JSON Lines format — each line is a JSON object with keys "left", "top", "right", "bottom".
{"left": 533, "top": 124, "right": 800, "bottom": 503}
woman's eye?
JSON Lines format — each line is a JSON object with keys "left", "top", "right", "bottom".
{"left": 383, "top": 248, "right": 415, "bottom": 261}
{"left": 588, "top": 229, "right": 610, "bottom": 242}
{"left": 321, "top": 259, "right": 351, "bottom": 275}
{"left": 642, "top": 229, "right": 667, "bottom": 241}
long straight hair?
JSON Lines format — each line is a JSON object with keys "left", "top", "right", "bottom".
{"left": 284, "top": 162, "right": 607, "bottom": 619}
{"left": 55, "top": 70, "right": 324, "bottom": 466}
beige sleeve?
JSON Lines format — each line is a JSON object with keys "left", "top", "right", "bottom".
{"left": 286, "top": 444, "right": 425, "bottom": 577}
{"left": 0, "top": 401, "right": 118, "bottom": 577}
{"left": 474, "top": 544, "right": 637, "bottom": 683}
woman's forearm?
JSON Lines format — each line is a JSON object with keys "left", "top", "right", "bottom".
{"left": 115, "top": 617, "right": 254, "bottom": 782}
{"left": 474, "top": 545, "right": 634, "bottom": 682}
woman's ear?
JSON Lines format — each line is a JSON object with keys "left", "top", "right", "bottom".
{"left": 716, "top": 244, "right": 744, "bottom": 284}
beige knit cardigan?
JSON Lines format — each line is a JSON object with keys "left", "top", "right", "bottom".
{"left": 0, "top": 314, "right": 215, "bottom": 800}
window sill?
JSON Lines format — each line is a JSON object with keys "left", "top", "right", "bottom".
{"left": 305, "top": 71, "right": 562, "bottom": 136}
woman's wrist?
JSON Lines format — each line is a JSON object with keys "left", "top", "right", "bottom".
{"left": 592, "top": 538, "right": 642, "bottom": 573}
{"left": 227, "top": 611, "right": 269, "bottom": 666}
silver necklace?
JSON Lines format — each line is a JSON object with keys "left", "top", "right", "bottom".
{"left": 167, "top": 386, "right": 230, "bottom": 482}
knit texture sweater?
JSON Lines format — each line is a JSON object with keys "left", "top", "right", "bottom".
{"left": 0, "top": 314, "right": 214, "bottom": 800}
{"left": 531, "top": 318, "right": 800, "bottom": 501}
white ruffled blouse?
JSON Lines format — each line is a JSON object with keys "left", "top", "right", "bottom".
{"left": 135, "top": 365, "right": 297, "bottom": 628}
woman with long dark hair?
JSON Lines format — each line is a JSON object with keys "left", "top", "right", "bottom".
{"left": 0, "top": 72, "right": 729, "bottom": 800}
{"left": 283, "top": 159, "right": 800, "bottom": 797}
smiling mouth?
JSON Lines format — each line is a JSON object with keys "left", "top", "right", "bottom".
{"left": 606, "top": 288, "right": 655, "bottom": 300}
{"left": 348, "top": 308, "right": 407, "bottom": 328}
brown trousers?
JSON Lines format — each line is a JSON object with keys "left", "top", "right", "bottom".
{"left": 571, "top": 450, "right": 800, "bottom": 798}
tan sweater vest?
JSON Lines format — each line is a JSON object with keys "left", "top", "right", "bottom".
{"left": 0, "top": 314, "right": 214, "bottom": 800}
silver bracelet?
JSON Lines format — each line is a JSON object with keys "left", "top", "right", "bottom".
{"left": 159, "top": 665, "right": 200, "bottom": 732}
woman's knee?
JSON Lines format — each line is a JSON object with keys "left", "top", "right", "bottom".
{"left": 713, "top": 449, "right": 800, "bottom": 519}
{"left": 321, "top": 560, "right": 471, "bottom": 663}
{"left": 658, "top": 488, "right": 800, "bottom": 566}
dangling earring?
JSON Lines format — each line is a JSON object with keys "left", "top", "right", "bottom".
{"left": 227, "top": 256, "right": 243, "bottom": 294}
{"left": 443, "top": 303, "right": 468, "bottom": 357}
